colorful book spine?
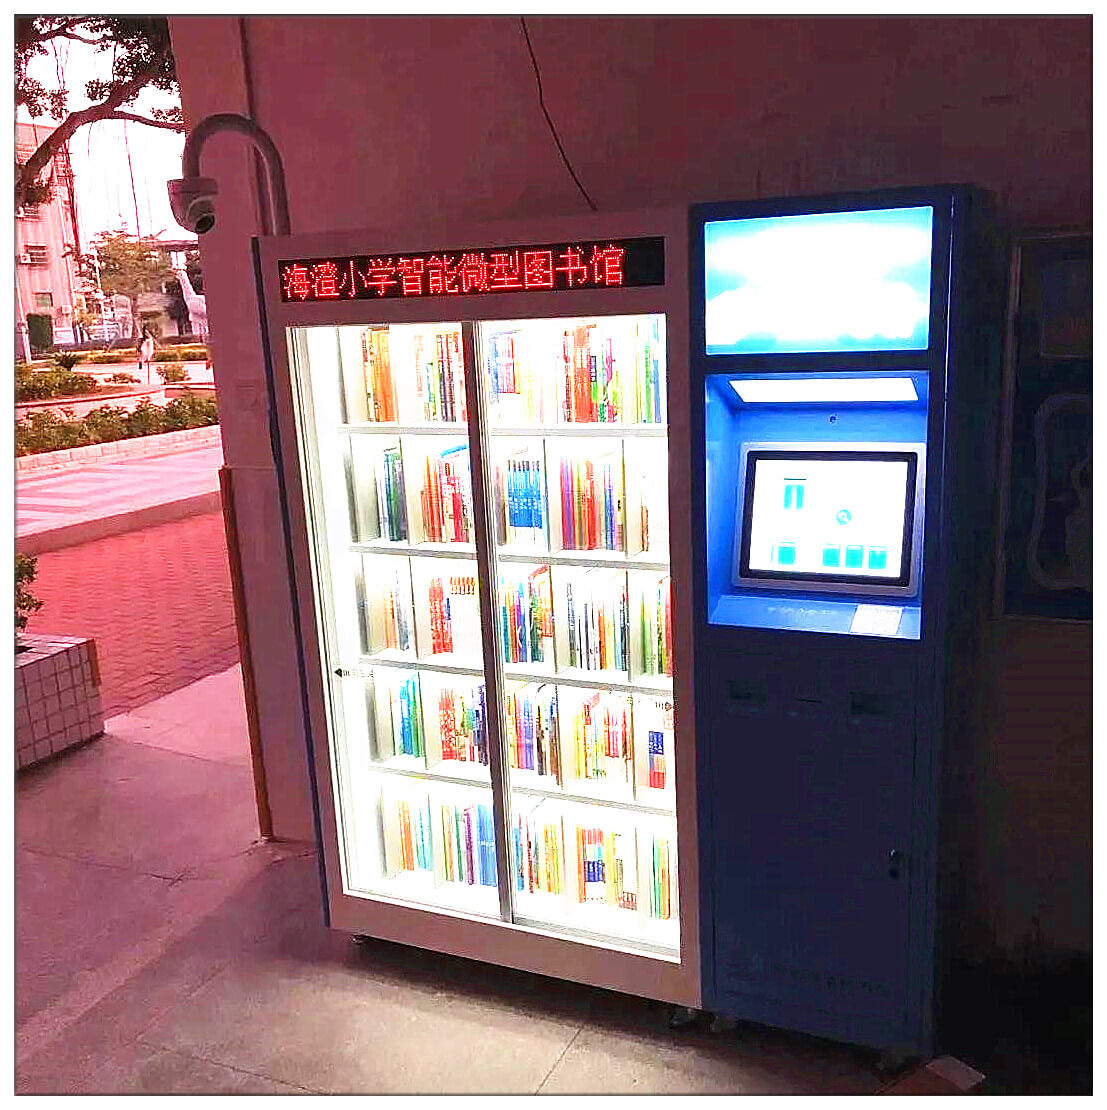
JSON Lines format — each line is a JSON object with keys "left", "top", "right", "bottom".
{"left": 387, "top": 673, "right": 423, "bottom": 757}
{"left": 437, "top": 681, "right": 487, "bottom": 765}
{"left": 500, "top": 456, "right": 546, "bottom": 547}
{"left": 372, "top": 565, "right": 413, "bottom": 654}
{"left": 512, "top": 813, "right": 565, "bottom": 895}
{"left": 361, "top": 327, "right": 396, "bottom": 422}
{"left": 569, "top": 691, "right": 632, "bottom": 785}
{"left": 499, "top": 567, "right": 553, "bottom": 665}
{"left": 375, "top": 446, "right": 408, "bottom": 541}
{"left": 558, "top": 452, "right": 623, "bottom": 552}
{"left": 419, "top": 445, "right": 472, "bottom": 543}
{"left": 565, "top": 570, "right": 628, "bottom": 674}
{"left": 505, "top": 683, "right": 560, "bottom": 781}
{"left": 639, "top": 575, "right": 673, "bottom": 676}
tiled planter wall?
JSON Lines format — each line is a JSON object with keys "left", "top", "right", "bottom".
{"left": 16, "top": 635, "right": 104, "bottom": 770}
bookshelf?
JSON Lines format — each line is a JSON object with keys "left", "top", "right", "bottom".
{"left": 313, "top": 313, "right": 678, "bottom": 953}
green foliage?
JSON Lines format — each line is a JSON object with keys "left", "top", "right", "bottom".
{"left": 16, "top": 18, "right": 180, "bottom": 210}
{"left": 157, "top": 362, "right": 187, "bottom": 384}
{"left": 86, "top": 351, "right": 131, "bottom": 364}
{"left": 153, "top": 345, "right": 207, "bottom": 362}
{"left": 51, "top": 351, "right": 83, "bottom": 371}
{"left": 16, "top": 396, "right": 219, "bottom": 456}
{"left": 108, "top": 371, "right": 139, "bottom": 384}
{"left": 26, "top": 313, "right": 52, "bottom": 352}
{"left": 77, "top": 231, "right": 175, "bottom": 334}
{"left": 16, "top": 553, "right": 43, "bottom": 635}
{"left": 16, "top": 368, "right": 100, "bottom": 402}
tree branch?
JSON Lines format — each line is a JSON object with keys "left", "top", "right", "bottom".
{"left": 57, "top": 30, "right": 104, "bottom": 46}
{"left": 104, "top": 110, "right": 185, "bottom": 132}
{"left": 16, "top": 44, "right": 170, "bottom": 209}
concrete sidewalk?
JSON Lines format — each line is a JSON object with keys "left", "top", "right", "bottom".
{"left": 15, "top": 665, "right": 885, "bottom": 1096}
{"left": 16, "top": 437, "right": 224, "bottom": 555}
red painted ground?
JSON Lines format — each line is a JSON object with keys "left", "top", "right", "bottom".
{"left": 25, "top": 511, "right": 240, "bottom": 718}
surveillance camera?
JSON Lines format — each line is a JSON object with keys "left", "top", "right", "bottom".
{"left": 168, "top": 176, "right": 219, "bottom": 235}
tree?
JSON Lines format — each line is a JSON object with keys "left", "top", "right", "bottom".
{"left": 77, "top": 230, "right": 175, "bottom": 340}
{"left": 15, "top": 17, "right": 183, "bottom": 211}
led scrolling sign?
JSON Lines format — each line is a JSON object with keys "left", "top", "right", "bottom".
{"left": 278, "top": 236, "right": 665, "bottom": 303}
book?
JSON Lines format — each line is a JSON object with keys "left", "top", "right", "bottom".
{"left": 364, "top": 560, "right": 414, "bottom": 655}
{"left": 566, "top": 690, "right": 633, "bottom": 787}
{"left": 497, "top": 453, "right": 546, "bottom": 549}
{"left": 639, "top": 575, "right": 673, "bottom": 677}
{"left": 418, "top": 444, "right": 473, "bottom": 544}
{"left": 361, "top": 327, "right": 397, "bottom": 422}
{"left": 557, "top": 451, "right": 623, "bottom": 552}
{"left": 414, "top": 329, "right": 467, "bottom": 423}
{"left": 504, "top": 682, "right": 560, "bottom": 781}
{"left": 426, "top": 680, "right": 487, "bottom": 767}
{"left": 512, "top": 811, "right": 565, "bottom": 895}
{"left": 564, "top": 570, "right": 628, "bottom": 674}
{"left": 499, "top": 566, "right": 553, "bottom": 665}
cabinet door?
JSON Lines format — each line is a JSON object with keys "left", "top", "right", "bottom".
{"left": 708, "top": 658, "right": 915, "bottom": 1030}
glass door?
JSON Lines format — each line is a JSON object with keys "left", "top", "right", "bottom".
{"left": 290, "top": 311, "right": 679, "bottom": 957}
{"left": 291, "top": 322, "right": 499, "bottom": 919}
{"left": 477, "top": 315, "right": 679, "bottom": 956}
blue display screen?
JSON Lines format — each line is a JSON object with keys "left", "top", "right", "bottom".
{"left": 704, "top": 206, "right": 934, "bottom": 355}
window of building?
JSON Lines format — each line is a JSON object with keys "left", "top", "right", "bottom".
{"left": 34, "top": 292, "right": 53, "bottom": 311}
{"left": 18, "top": 205, "right": 40, "bottom": 219}
{"left": 24, "top": 245, "right": 48, "bottom": 264}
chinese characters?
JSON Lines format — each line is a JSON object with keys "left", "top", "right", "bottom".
{"left": 278, "top": 238, "right": 659, "bottom": 303}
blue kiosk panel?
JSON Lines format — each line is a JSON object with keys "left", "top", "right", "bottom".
{"left": 691, "top": 187, "right": 992, "bottom": 1058}
{"left": 705, "top": 370, "right": 929, "bottom": 640}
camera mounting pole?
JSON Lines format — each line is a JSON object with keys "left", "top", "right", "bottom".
{"left": 168, "top": 112, "right": 290, "bottom": 236}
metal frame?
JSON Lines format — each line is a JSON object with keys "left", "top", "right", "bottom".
{"left": 254, "top": 207, "right": 700, "bottom": 1008}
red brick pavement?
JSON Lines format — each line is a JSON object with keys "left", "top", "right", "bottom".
{"left": 25, "top": 511, "right": 241, "bottom": 718}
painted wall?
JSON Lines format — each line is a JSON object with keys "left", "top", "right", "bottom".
{"left": 169, "top": 15, "right": 1091, "bottom": 957}
{"left": 16, "top": 121, "right": 83, "bottom": 349}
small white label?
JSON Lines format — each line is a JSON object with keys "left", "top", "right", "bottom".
{"left": 850, "top": 604, "right": 903, "bottom": 637}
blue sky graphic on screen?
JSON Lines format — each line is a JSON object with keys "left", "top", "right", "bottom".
{"left": 704, "top": 207, "right": 934, "bottom": 354}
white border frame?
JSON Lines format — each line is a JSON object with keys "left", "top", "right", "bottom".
{"left": 255, "top": 207, "right": 700, "bottom": 1008}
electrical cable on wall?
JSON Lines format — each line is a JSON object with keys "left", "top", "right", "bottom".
{"left": 520, "top": 17, "right": 598, "bottom": 212}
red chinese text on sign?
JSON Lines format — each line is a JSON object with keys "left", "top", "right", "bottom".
{"left": 590, "top": 244, "right": 626, "bottom": 286}
{"left": 556, "top": 246, "right": 589, "bottom": 288}
{"left": 522, "top": 250, "right": 555, "bottom": 289}
{"left": 281, "top": 263, "right": 311, "bottom": 301}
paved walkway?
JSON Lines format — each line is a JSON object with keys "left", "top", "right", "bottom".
{"left": 16, "top": 439, "right": 223, "bottom": 543}
{"left": 15, "top": 667, "right": 884, "bottom": 1096}
{"left": 24, "top": 511, "right": 240, "bottom": 718}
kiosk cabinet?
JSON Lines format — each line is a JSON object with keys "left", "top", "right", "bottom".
{"left": 255, "top": 210, "right": 700, "bottom": 1007}
{"left": 690, "top": 187, "right": 998, "bottom": 1055}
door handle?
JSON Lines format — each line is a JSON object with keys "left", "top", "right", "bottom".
{"left": 888, "top": 849, "right": 905, "bottom": 879}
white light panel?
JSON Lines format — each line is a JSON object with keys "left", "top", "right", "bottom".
{"left": 729, "top": 377, "right": 919, "bottom": 404}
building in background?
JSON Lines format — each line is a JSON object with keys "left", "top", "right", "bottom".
{"left": 15, "top": 120, "right": 85, "bottom": 356}
{"left": 131, "top": 239, "right": 208, "bottom": 341}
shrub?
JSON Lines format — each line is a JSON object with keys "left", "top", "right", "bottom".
{"left": 16, "top": 553, "right": 43, "bottom": 636}
{"left": 154, "top": 345, "right": 207, "bottom": 362}
{"left": 52, "top": 351, "right": 83, "bottom": 371}
{"left": 15, "top": 368, "right": 100, "bottom": 402}
{"left": 107, "top": 372, "right": 140, "bottom": 384}
{"left": 86, "top": 351, "right": 132, "bottom": 364}
{"left": 157, "top": 362, "right": 187, "bottom": 384}
{"left": 15, "top": 397, "right": 219, "bottom": 455}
